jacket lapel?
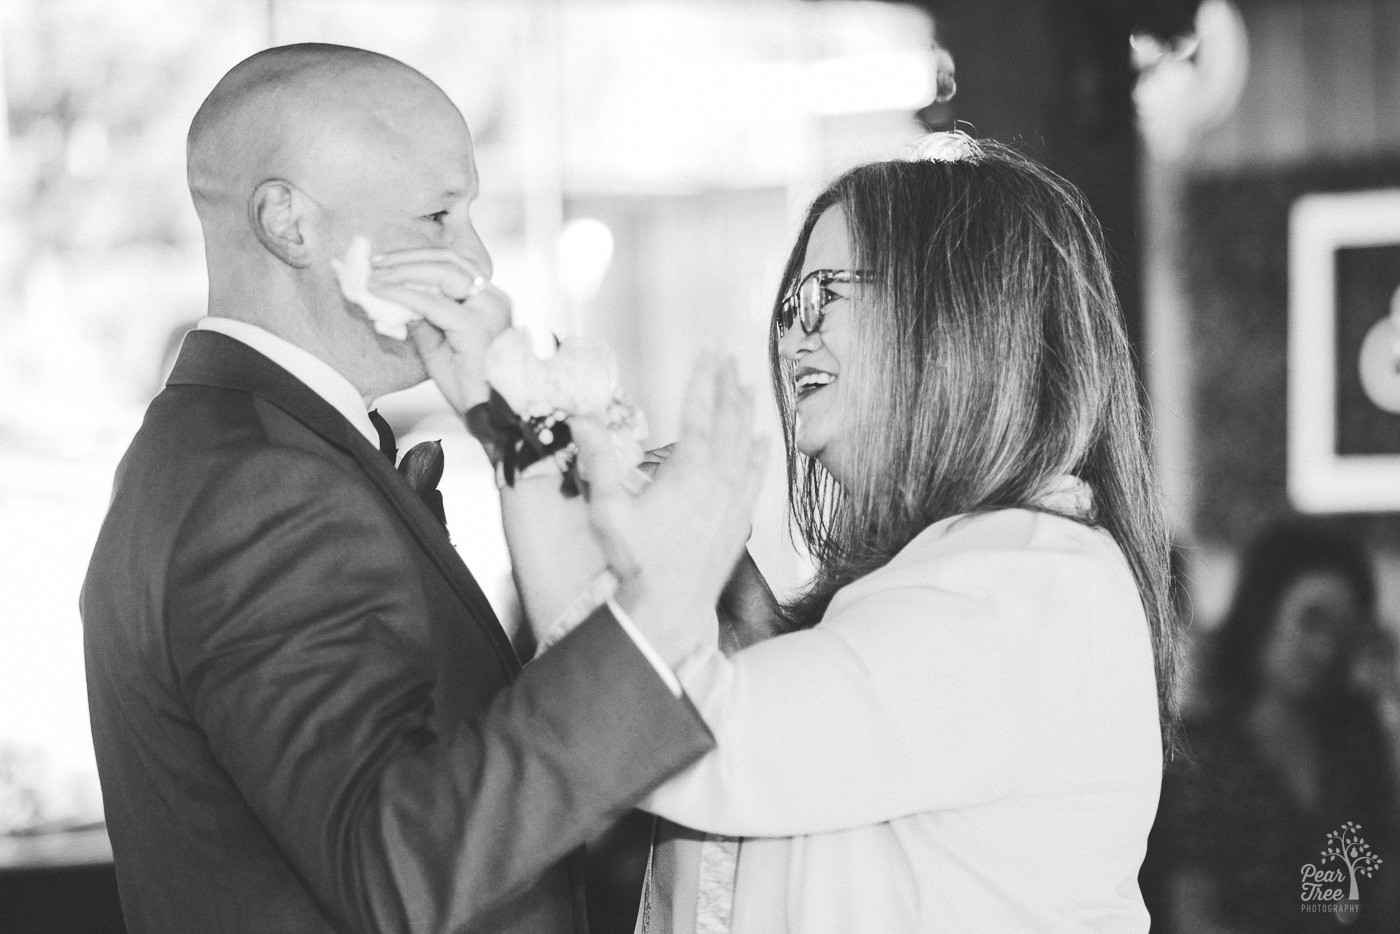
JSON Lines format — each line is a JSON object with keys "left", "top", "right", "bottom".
{"left": 167, "top": 330, "right": 521, "bottom": 671}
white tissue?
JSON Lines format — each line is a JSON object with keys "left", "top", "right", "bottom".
{"left": 330, "top": 236, "right": 423, "bottom": 341}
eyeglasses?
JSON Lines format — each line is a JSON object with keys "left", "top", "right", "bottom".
{"left": 778, "top": 269, "right": 870, "bottom": 336}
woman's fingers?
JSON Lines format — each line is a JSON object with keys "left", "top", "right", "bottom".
{"left": 743, "top": 434, "right": 769, "bottom": 506}
{"left": 586, "top": 354, "right": 764, "bottom": 532}
{"left": 637, "top": 443, "right": 676, "bottom": 480}
{"left": 719, "top": 386, "right": 755, "bottom": 480}
{"left": 709, "top": 365, "right": 765, "bottom": 526}
{"left": 677, "top": 352, "right": 719, "bottom": 451}
{"left": 706, "top": 359, "right": 758, "bottom": 484}
{"left": 666, "top": 354, "right": 767, "bottom": 492}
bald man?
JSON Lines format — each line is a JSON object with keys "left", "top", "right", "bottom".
{"left": 81, "top": 44, "right": 741, "bottom": 934}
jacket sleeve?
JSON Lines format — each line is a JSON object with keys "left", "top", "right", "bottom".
{"left": 165, "top": 446, "right": 714, "bottom": 934}
{"left": 639, "top": 548, "right": 1155, "bottom": 837}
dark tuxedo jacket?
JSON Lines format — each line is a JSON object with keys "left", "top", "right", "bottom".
{"left": 81, "top": 330, "right": 713, "bottom": 934}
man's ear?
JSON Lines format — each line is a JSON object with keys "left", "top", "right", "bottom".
{"left": 249, "top": 179, "right": 313, "bottom": 269}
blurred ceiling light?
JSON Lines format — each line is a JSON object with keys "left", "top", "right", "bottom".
{"left": 550, "top": 0, "right": 937, "bottom": 192}
{"left": 1134, "top": 0, "right": 1249, "bottom": 161}
{"left": 558, "top": 217, "right": 615, "bottom": 305}
{"left": 803, "top": 49, "right": 947, "bottom": 116}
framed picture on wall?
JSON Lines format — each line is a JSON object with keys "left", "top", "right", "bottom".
{"left": 1289, "top": 188, "right": 1400, "bottom": 512}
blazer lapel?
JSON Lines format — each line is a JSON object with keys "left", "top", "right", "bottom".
{"left": 167, "top": 330, "right": 521, "bottom": 671}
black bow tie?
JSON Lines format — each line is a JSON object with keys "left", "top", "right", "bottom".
{"left": 369, "top": 410, "right": 448, "bottom": 532}
{"left": 369, "top": 409, "right": 397, "bottom": 463}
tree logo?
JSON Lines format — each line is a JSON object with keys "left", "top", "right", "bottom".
{"left": 1300, "top": 822, "right": 1383, "bottom": 919}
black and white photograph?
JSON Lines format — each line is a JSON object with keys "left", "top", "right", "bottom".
{"left": 3, "top": 1, "right": 1400, "bottom": 933}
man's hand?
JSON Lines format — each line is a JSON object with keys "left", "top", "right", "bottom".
{"left": 573, "top": 353, "right": 767, "bottom": 667}
{"left": 367, "top": 248, "right": 510, "bottom": 413}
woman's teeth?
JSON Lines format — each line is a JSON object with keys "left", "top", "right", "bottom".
{"left": 796, "top": 372, "right": 836, "bottom": 397}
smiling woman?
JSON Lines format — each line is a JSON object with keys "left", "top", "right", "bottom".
{"left": 770, "top": 138, "right": 1175, "bottom": 666}
{"left": 611, "top": 132, "right": 1182, "bottom": 934}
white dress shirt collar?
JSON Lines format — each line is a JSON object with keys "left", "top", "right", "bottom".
{"left": 194, "top": 317, "right": 380, "bottom": 448}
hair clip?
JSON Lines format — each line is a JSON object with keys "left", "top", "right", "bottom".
{"left": 906, "top": 130, "right": 983, "bottom": 164}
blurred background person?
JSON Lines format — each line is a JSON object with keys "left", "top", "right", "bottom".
{"left": 1151, "top": 519, "right": 1400, "bottom": 933}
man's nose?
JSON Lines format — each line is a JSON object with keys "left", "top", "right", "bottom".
{"left": 453, "top": 223, "right": 493, "bottom": 280}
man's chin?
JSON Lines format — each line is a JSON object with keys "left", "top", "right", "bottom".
{"left": 369, "top": 335, "right": 431, "bottom": 394}
{"left": 374, "top": 327, "right": 420, "bottom": 355}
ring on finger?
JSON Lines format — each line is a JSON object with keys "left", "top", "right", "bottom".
{"left": 451, "top": 275, "right": 487, "bottom": 303}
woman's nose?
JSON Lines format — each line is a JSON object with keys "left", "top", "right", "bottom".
{"left": 778, "top": 321, "right": 822, "bottom": 361}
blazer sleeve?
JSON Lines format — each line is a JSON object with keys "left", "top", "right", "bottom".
{"left": 638, "top": 551, "right": 1101, "bottom": 837}
{"left": 165, "top": 446, "right": 714, "bottom": 934}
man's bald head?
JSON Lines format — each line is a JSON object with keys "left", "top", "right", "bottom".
{"left": 188, "top": 44, "right": 459, "bottom": 214}
{"left": 187, "top": 43, "right": 488, "bottom": 401}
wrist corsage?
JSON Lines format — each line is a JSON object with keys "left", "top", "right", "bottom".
{"left": 466, "top": 328, "right": 648, "bottom": 496}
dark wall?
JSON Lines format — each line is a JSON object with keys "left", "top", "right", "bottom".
{"left": 919, "top": 0, "right": 1196, "bottom": 357}
{"left": 0, "top": 863, "right": 127, "bottom": 934}
{"left": 1183, "top": 159, "right": 1400, "bottom": 544}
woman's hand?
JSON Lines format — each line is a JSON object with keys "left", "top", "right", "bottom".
{"left": 366, "top": 248, "right": 511, "bottom": 414}
{"left": 638, "top": 443, "right": 675, "bottom": 480}
{"left": 574, "top": 354, "right": 767, "bottom": 667}
{"left": 640, "top": 441, "right": 755, "bottom": 543}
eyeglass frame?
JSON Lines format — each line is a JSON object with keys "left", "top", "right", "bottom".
{"left": 778, "top": 268, "right": 872, "bottom": 336}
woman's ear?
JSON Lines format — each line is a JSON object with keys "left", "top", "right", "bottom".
{"left": 248, "top": 179, "right": 313, "bottom": 268}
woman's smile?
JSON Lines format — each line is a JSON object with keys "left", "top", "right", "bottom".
{"left": 795, "top": 366, "right": 837, "bottom": 402}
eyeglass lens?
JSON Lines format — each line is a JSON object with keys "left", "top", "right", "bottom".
{"left": 796, "top": 276, "right": 827, "bottom": 332}
{"left": 780, "top": 270, "right": 866, "bottom": 335}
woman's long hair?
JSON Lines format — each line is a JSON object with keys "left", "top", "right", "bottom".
{"left": 769, "top": 138, "right": 1180, "bottom": 750}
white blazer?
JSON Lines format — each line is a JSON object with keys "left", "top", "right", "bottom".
{"left": 642, "top": 477, "right": 1163, "bottom": 933}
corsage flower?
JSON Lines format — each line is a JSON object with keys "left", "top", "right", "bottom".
{"left": 468, "top": 328, "right": 648, "bottom": 496}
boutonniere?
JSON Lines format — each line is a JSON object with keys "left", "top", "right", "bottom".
{"left": 397, "top": 439, "right": 448, "bottom": 530}
{"left": 465, "top": 328, "right": 647, "bottom": 496}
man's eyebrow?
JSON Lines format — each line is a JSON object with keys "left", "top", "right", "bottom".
{"left": 427, "top": 187, "right": 479, "bottom": 203}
